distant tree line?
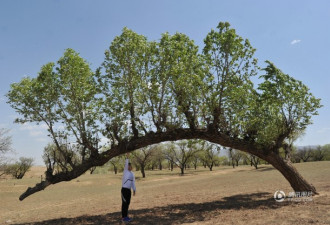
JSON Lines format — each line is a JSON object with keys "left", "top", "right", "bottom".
{"left": 91, "top": 140, "right": 232, "bottom": 177}
{"left": 103, "top": 142, "right": 330, "bottom": 177}
{"left": 290, "top": 145, "right": 330, "bottom": 163}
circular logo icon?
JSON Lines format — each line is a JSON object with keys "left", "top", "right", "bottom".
{"left": 274, "top": 190, "right": 286, "bottom": 202}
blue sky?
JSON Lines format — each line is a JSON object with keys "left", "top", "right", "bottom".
{"left": 0, "top": 0, "right": 329, "bottom": 165}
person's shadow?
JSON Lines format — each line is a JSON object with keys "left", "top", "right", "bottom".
{"left": 15, "top": 192, "right": 287, "bottom": 225}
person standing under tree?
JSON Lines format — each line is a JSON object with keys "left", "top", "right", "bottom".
{"left": 121, "top": 153, "right": 136, "bottom": 222}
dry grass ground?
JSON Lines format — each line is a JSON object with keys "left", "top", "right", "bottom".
{"left": 0, "top": 161, "right": 329, "bottom": 225}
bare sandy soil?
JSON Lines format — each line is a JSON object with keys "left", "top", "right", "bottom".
{"left": 0, "top": 161, "right": 329, "bottom": 225}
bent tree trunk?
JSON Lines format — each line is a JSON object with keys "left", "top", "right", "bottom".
{"left": 265, "top": 152, "right": 317, "bottom": 194}
{"left": 19, "top": 128, "right": 317, "bottom": 201}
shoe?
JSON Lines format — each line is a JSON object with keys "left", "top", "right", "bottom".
{"left": 122, "top": 217, "right": 131, "bottom": 222}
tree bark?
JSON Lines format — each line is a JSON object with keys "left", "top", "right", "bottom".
{"left": 180, "top": 167, "right": 184, "bottom": 175}
{"left": 141, "top": 164, "right": 146, "bottom": 178}
{"left": 159, "top": 160, "right": 162, "bottom": 170}
{"left": 231, "top": 160, "right": 235, "bottom": 168}
{"left": 18, "top": 128, "right": 318, "bottom": 201}
{"left": 265, "top": 152, "right": 317, "bottom": 194}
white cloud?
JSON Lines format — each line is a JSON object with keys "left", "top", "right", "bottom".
{"left": 19, "top": 123, "right": 48, "bottom": 137}
{"left": 290, "top": 39, "right": 301, "bottom": 45}
{"left": 30, "top": 129, "right": 45, "bottom": 136}
{"left": 35, "top": 137, "right": 49, "bottom": 143}
{"left": 317, "top": 127, "right": 330, "bottom": 134}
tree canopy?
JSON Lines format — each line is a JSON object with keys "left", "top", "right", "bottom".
{"left": 6, "top": 22, "right": 321, "bottom": 200}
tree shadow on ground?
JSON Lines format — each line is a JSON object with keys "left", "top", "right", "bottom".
{"left": 232, "top": 166, "right": 275, "bottom": 173}
{"left": 255, "top": 166, "right": 276, "bottom": 172}
{"left": 15, "top": 192, "right": 288, "bottom": 225}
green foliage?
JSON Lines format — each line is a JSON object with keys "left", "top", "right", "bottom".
{"left": 198, "top": 141, "right": 221, "bottom": 170}
{"left": 5, "top": 157, "right": 34, "bottom": 179}
{"left": 322, "top": 144, "right": 330, "bottom": 160}
{"left": 292, "top": 145, "right": 330, "bottom": 163}
{"left": 203, "top": 22, "right": 258, "bottom": 133}
{"left": 7, "top": 49, "right": 99, "bottom": 146}
{"left": 257, "top": 62, "right": 321, "bottom": 148}
{"left": 218, "top": 156, "right": 228, "bottom": 166}
{"left": 163, "top": 140, "right": 202, "bottom": 174}
{"left": 6, "top": 22, "right": 322, "bottom": 173}
{"left": 132, "top": 146, "right": 156, "bottom": 177}
{"left": 99, "top": 28, "right": 206, "bottom": 137}
{"left": 107, "top": 155, "right": 125, "bottom": 174}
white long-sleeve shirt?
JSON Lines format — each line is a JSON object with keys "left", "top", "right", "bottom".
{"left": 122, "top": 159, "right": 136, "bottom": 192}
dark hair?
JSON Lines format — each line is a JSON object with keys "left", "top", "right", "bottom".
{"left": 128, "top": 163, "right": 132, "bottom": 166}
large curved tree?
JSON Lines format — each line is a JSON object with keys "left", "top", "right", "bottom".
{"left": 6, "top": 22, "right": 321, "bottom": 201}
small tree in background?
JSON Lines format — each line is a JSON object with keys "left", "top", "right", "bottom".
{"left": 0, "top": 128, "right": 13, "bottom": 177}
{"left": 295, "top": 147, "right": 313, "bottom": 162}
{"left": 163, "top": 143, "right": 175, "bottom": 171}
{"left": 132, "top": 146, "right": 154, "bottom": 178}
{"left": 199, "top": 142, "right": 221, "bottom": 171}
{"left": 191, "top": 153, "right": 200, "bottom": 170}
{"left": 311, "top": 146, "right": 326, "bottom": 161}
{"left": 150, "top": 145, "right": 165, "bottom": 170}
{"left": 6, "top": 157, "right": 34, "bottom": 179}
{"left": 322, "top": 144, "right": 330, "bottom": 160}
{"left": 0, "top": 128, "right": 12, "bottom": 154}
{"left": 228, "top": 148, "right": 243, "bottom": 168}
{"left": 164, "top": 141, "right": 201, "bottom": 175}
{"left": 108, "top": 156, "right": 123, "bottom": 174}
{"left": 249, "top": 154, "right": 261, "bottom": 169}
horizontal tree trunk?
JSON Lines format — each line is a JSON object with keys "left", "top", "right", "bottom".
{"left": 19, "top": 128, "right": 318, "bottom": 201}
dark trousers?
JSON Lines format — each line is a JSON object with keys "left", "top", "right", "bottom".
{"left": 121, "top": 187, "right": 131, "bottom": 218}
